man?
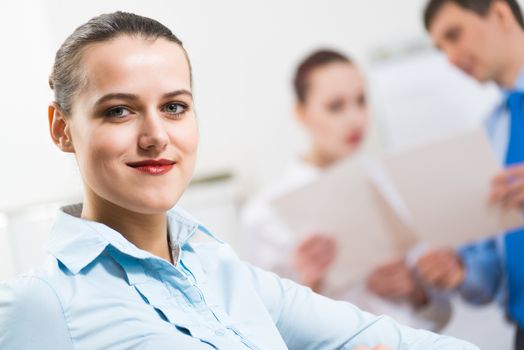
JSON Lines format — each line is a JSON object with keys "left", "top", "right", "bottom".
{"left": 417, "top": 1, "right": 524, "bottom": 349}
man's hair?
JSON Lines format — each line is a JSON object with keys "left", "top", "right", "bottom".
{"left": 424, "top": 0, "right": 524, "bottom": 30}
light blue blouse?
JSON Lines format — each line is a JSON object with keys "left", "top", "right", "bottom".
{"left": 0, "top": 204, "right": 477, "bottom": 349}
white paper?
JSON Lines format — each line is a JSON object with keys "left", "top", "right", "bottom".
{"left": 271, "top": 128, "right": 524, "bottom": 292}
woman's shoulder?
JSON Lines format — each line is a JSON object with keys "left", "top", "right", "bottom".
{"left": 0, "top": 261, "right": 65, "bottom": 323}
{"left": 0, "top": 258, "right": 75, "bottom": 348}
{"left": 0, "top": 256, "right": 72, "bottom": 309}
{"left": 260, "top": 159, "right": 319, "bottom": 200}
{"left": 189, "top": 240, "right": 240, "bottom": 266}
{"left": 242, "top": 159, "right": 319, "bottom": 219}
{"left": 1, "top": 273, "right": 60, "bottom": 308}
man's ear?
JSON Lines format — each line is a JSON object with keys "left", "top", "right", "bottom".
{"left": 490, "top": 0, "right": 517, "bottom": 30}
{"left": 48, "top": 103, "right": 75, "bottom": 153}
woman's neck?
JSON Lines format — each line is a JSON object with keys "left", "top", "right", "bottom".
{"left": 304, "top": 148, "right": 340, "bottom": 169}
{"left": 81, "top": 189, "right": 172, "bottom": 263}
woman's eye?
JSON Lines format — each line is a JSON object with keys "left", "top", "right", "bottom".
{"left": 328, "top": 100, "right": 345, "bottom": 113}
{"left": 357, "top": 94, "right": 367, "bottom": 107}
{"left": 163, "top": 102, "right": 187, "bottom": 116}
{"left": 105, "top": 106, "right": 131, "bottom": 119}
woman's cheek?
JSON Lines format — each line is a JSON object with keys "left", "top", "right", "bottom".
{"left": 101, "top": 123, "right": 135, "bottom": 144}
{"left": 171, "top": 122, "right": 199, "bottom": 154}
{"left": 82, "top": 127, "right": 129, "bottom": 169}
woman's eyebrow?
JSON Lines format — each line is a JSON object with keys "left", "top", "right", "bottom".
{"left": 94, "top": 93, "right": 139, "bottom": 106}
{"left": 162, "top": 89, "right": 193, "bottom": 100}
{"left": 94, "top": 90, "right": 193, "bottom": 106}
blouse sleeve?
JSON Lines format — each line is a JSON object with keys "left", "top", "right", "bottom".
{"left": 246, "top": 264, "right": 479, "bottom": 350}
{"left": 0, "top": 276, "right": 74, "bottom": 350}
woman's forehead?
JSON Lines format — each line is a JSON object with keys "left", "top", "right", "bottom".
{"left": 80, "top": 36, "right": 191, "bottom": 98}
{"left": 309, "top": 64, "right": 363, "bottom": 96}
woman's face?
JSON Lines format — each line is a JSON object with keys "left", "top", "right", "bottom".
{"left": 51, "top": 36, "right": 198, "bottom": 215}
{"left": 298, "top": 62, "right": 368, "bottom": 162}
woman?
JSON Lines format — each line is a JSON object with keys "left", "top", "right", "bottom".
{"left": 241, "top": 50, "right": 451, "bottom": 331}
{"left": 0, "top": 12, "right": 475, "bottom": 349}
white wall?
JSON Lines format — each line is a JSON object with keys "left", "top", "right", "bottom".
{"left": 369, "top": 50, "right": 501, "bottom": 151}
{"left": 0, "top": 214, "right": 14, "bottom": 280}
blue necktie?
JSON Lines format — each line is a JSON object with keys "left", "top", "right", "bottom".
{"left": 504, "top": 91, "right": 524, "bottom": 327}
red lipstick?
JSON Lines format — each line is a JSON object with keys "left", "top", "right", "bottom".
{"left": 127, "top": 159, "right": 175, "bottom": 175}
{"left": 346, "top": 131, "right": 363, "bottom": 146}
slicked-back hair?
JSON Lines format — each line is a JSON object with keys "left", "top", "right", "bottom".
{"left": 49, "top": 11, "right": 190, "bottom": 115}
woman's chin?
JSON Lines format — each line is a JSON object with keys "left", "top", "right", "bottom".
{"left": 119, "top": 192, "right": 181, "bottom": 215}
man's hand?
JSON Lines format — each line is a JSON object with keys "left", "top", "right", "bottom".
{"left": 293, "top": 233, "right": 337, "bottom": 292}
{"left": 416, "top": 249, "right": 465, "bottom": 290}
{"left": 490, "top": 164, "right": 524, "bottom": 210}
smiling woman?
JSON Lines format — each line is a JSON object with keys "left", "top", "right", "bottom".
{"left": 0, "top": 11, "right": 478, "bottom": 350}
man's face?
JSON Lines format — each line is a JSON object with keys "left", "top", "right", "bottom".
{"left": 429, "top": 2, "right": 507, "bottom": 83}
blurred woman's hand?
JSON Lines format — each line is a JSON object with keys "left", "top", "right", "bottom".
{"left": 293, "top": 233, "right": 337, "bottom": 292}
{"left": 367, "top": 258, "right": 428, "bottom": 307}
{"left": 416, "top": 249, "right": 465, "bottom": 290}
{"left": 353, "top": 345, "right": 390, "bottom": 350}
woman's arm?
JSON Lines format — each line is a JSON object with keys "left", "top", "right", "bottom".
{"left": 246, "top": 264, "right": 479, "bottom": 350}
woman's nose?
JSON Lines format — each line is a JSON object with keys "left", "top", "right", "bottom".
{"left": 137, "top": 113, "right": 169, "bottom": 152}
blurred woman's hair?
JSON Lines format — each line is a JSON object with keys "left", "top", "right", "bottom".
{"left": 293, "top": 49, "right": 353, "bottom": 103}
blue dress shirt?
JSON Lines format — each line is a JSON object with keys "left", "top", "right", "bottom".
{"left": 0, "top": 204, "right": 477, "bottom": 349}
{"left": 458, "top": 68, "right": 524, "bottom": 319}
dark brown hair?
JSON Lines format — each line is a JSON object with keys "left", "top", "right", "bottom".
{"left": 424, "top": 0, "right": 524, "bottom": 30}
{"left": 49, "top": 11, "right": 190, "bottom": 115}
{"left": 293, "top": 49, "right": 352, "bottom": 103}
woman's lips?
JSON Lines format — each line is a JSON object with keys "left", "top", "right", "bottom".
{"left": 346, "top": 132, "right": 363, "bottom": 146}
{"left": 126, "top": 159, "right": 175, "bottom": 175}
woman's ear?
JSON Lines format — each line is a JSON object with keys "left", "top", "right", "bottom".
{"left": 294, "top": 101, "right": 307, "bottom": 125}
{"left": 48, "top": 103, "right": 75, "bottom": 153}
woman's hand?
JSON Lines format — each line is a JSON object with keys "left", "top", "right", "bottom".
{"left": 353, "top": 345, "right": 390, "bottom": 350}
{"left": 490, "top": 164, "right": 524, "bottom": 210}
{"left": 367, "top": 258, "right": 428, "bottom": 307}
{"left": 293, "top": 233, "right": 337, "bottom": 292}
{"left": 416, "top": 248, "right": 465, "bottom": 290}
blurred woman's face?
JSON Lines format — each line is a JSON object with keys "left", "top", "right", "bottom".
{"left": 53, "top": 36, "right": 198, "bottom": 215}
{"left": 298, "top": 62, "right": 368, "bottom": 163}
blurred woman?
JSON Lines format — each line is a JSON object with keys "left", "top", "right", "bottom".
{"left": 241, "top": 49, "right": 451, "bottom": 331}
